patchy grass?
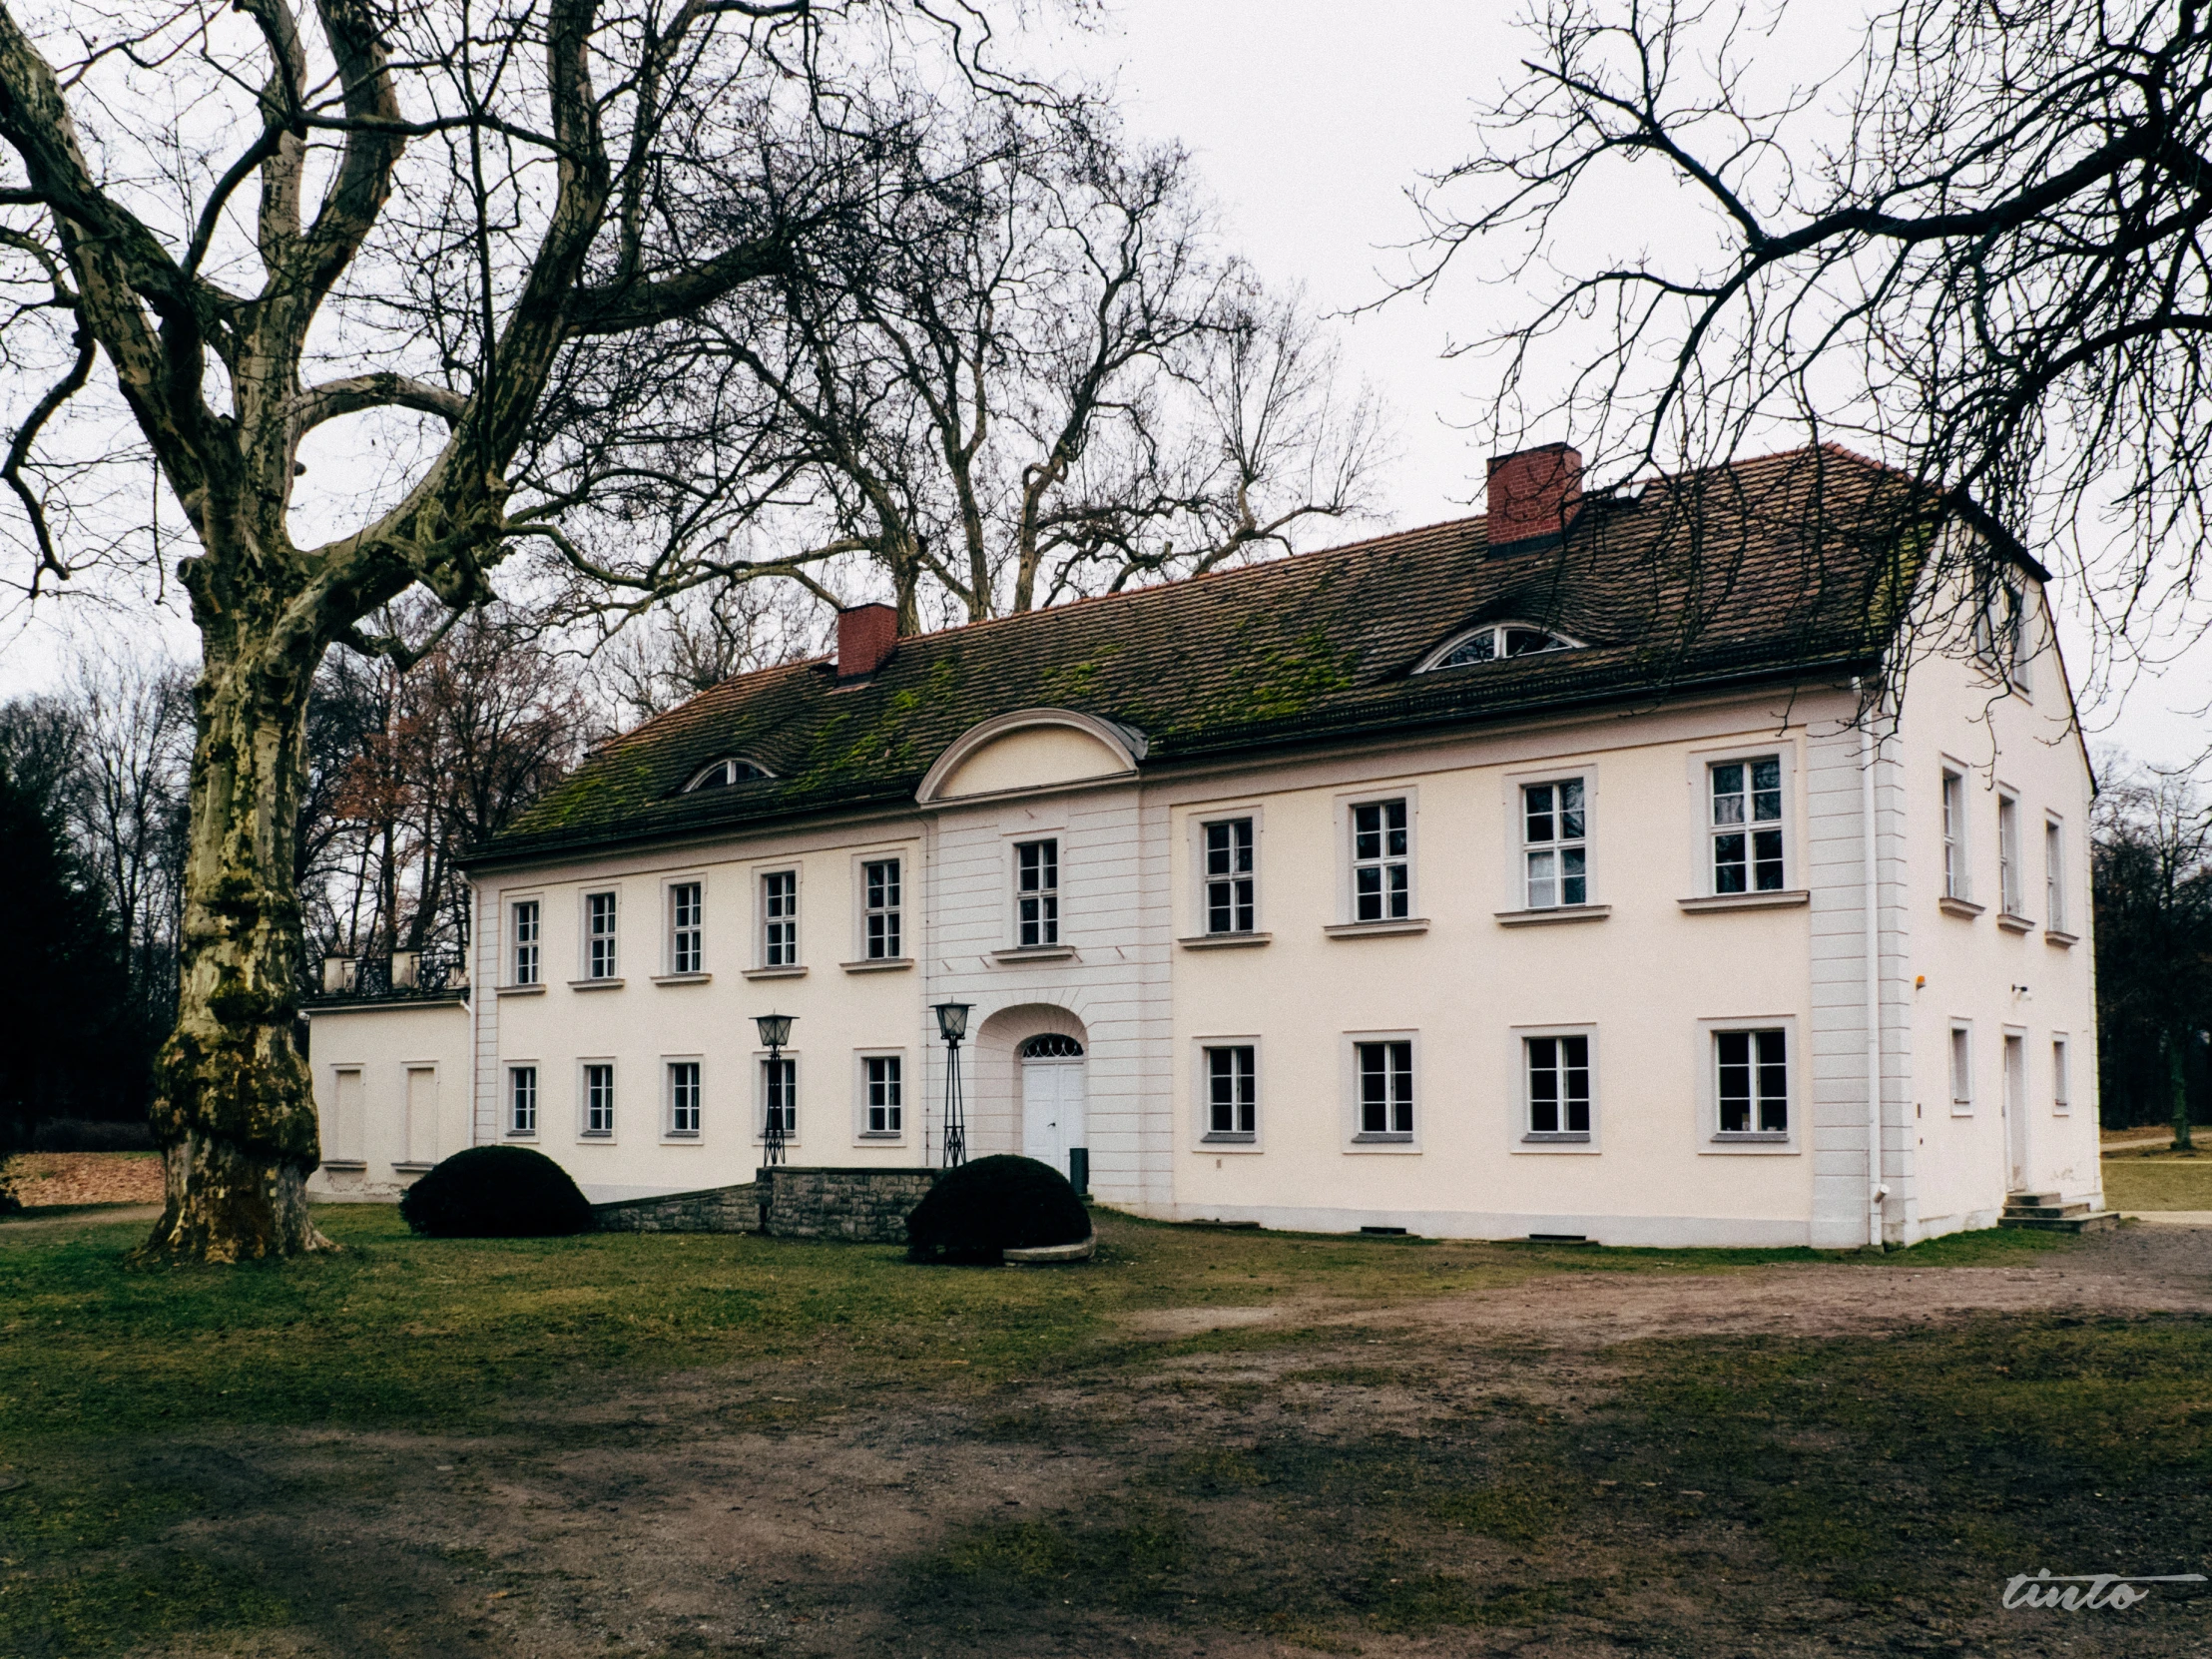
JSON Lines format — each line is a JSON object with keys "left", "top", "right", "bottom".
{"left": 2104, "top": 1151, "right": 2212, "bottom": 1209}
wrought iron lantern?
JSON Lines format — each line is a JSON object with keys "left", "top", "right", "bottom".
{"left": 755, "top": 1011, "right": 796, "bottom": 1165}
{"left": 930, "top": 1002, "right": 974, "bottom": 1168}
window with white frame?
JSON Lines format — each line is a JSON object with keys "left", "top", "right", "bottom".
{"left": 862, "top": 859, "right": 902, "bottom": 959}
{"left": 667, "top": 1060, "right": 701, "bottom": 1137}
{"left": 1941, "top": 771, "right": 1967, "bottom": 898}
{"left": 1997, "top": 795, "right": 2023, "bottom": 916}
{"left": 2045, "top": 819, "right": 2066, "bottom": 931}
{"left": 1351, "top": 801, "right": 1410, "bottom": 921}
{"left": 582, "top": 1062, "right": 615, "bottom": 1136}
{"left": 863, "top": 1055, "right": 902, "bottom": 1135}
{"left": 1016, "top": 839, "right": 1060, "bottom": 946}
{"left": 1709, "top": 759, "right": 1784, "bottom": 893}
{"left": 2052, "top": 1035, "right": 2071, "bottom": 1115}
{"left": 1526, "top": 1035, "right": 1591, "bottom": 1137}
{"left": 762, "top": 1054, "right": 797, "bottom": 1138}
{"left": 1714, "top": 1028, "right": 1788, "bottom": 1135}
{"left": 511, "top": 900, "right": 540, "bottom": 986}
{"left": 1426, "top": 623, "right": 1580, "bottom": 669}
{"left": 1204, "top": 1045, "right": 1257, "bottom": 1139}
{"left": 1974, "top": 577, "right": 2027, "bottom": 686}
{"left": 1522, "top": 780, "right": 1587, "bottom": 908}
{"left": 507, "top": 1065, "right": 537, "bottom": 1136}
{"left": 584, "top": 892, "right": 618, "bottom": 979}
{"left": 1354, "top": 1040, "right": 1413, "bottom": 1138}
{"left": 1949, "top": 1025, "right": 1974, "bottom": 1114}
{"left": 761, "top": 870, "right": 798, "bottom": 966}
{"left": 1204, "top": 820, "right": 1256, "bottom": 933}
{"left": 669, "top": 881, "right": 703, "bottom": 974}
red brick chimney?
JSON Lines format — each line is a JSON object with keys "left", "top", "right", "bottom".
{"left": 835, "top": 602, "right": 897, "bottom": 680}
{"left": 1486, "top": 443, "right": 1583, "bottom": 553}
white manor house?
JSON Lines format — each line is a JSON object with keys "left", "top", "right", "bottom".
{"left": 307, "top": 444, "right": 2103, "bottom": 1248}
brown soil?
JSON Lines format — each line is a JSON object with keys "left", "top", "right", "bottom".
{"left": 0, "top": 1151, "right": 162, "bottom": 1209}
{"left": 63, "top": 1223, "right": 2212, "bottom": 1659}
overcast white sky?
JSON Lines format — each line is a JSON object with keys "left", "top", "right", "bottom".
{"left": 4, "top": 0, "right": 2205, "bottom": 766}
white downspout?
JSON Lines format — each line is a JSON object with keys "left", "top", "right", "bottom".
{"left": 1857, "top": 676, "right": 1887, "bottom": 1248}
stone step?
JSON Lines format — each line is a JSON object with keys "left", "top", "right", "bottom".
{"left": 1997, "top": 1210, "right": 2122, "bottom": 1234}
{"left": 2001, "top": 1201, "right": 2092, "bottom": 1220}
{"left": 2005, "top": 1191, "right": 2063, "bottom": 1208}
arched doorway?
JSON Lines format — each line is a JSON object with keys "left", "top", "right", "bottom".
{"left": 1018, "top": 1033, "right": 1086, "bottom": 1184}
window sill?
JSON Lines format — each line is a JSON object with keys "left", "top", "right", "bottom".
{"left": 1521, "top": 1132, "right": 1592, "bottom": 1144}
{"left": 1937, "top": 894, "right": 1985, "bottom": 919}
{"left": 742, "top": 964, "right": 808, "bottom": 980}
{"left": 1706, "top": 1132, "right": 1793, "bottom": 1151}
{"left": 502, "top": 1133, "right": 537, "bottom": 1143}
{"left": 856, "top": 1131, "right": 905, "bottom": 1141}
{"left": 1324, "top": 917, "right": 1430, "bottom": 938}
{"left": 662, "top": 1132, "right": 701, "bottom": 1143}
{"left": 495, "top": 982, "right": 547, "bottom": 997}
{"left": 651, "top": 971, "right": 713, "bottom": 985}
{"left": 392, "top": 1160, "right": 436, "bottom": 1173}
{"left": 2044, "top": 928, "right": 2079, "bottom": 947}
{"left": 567, "top": 977, "right": 625, "bottom": 991}
{"left": 1178, "top": 931, "right": 1273, "bottom": 950}
{"left": 991, "top": 945, "right": 1077, "bottom": 963}
{"left": 1350, "top": 1132, "right": 1416, "bottom": 1145}
{"left": 841, "top": 956, "right": 915, "bottom": 973}
{"left": 1201, "top": 1132, "right": 1258, "bottom": 1145}
{"left": 318, "top": 1158, "right": 367, "bottom": 1171}
{"left": 577, "top": 1132, "right": 613, "bottom": 1142}
{"left": 1494, "top": 904, "right": 1611, "bottom": 927}
{"left": 1995, "top": 913, "right": 2035, "bottom": 933}
{"left": 1677, "top": 890, "right": 1809, "bottom": 913}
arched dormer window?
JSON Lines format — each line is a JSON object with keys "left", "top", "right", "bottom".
{"left": 684, "top": 758, "right": 774, "bottom": 792}
{"left": 1419, "top": 622, "right": 1581, "bottom": 672}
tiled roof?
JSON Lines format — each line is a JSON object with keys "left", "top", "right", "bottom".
{"left": 472, "top": 445, "right": 1949, "bottom": 864}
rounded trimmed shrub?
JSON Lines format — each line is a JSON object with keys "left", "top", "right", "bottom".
{"left": 904, "top": 1154, "right": 1091, "bottom": 1263}
{"left": 398, "top": 1145, "right": 594, "bottom": 1239}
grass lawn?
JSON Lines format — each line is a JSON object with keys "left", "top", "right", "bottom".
{"left": 2103, "top": 1151, "right": 2212, "bottom": 1210}
{"left": 1, "top": 1206, "right": 2207, "bottom": 1656}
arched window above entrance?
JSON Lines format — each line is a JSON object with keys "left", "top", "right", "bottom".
{"left": 1019, "top": 1034, "right": 1085, "bottom": 1058}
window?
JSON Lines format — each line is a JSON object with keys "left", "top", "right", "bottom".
{"left": 1526, "top": 1035, "right": 1591, "bottom": 1137}
{"left": 507, "top": 1066, "right": 537, "bottom": 1137}
{"left": 1522, "top": 780, "right": 1587, "bottom": 908}
{"left": 1204, "top": 820, "right": 1256, "bottom": 933}
{"left": 2052, "top": 1036, "right": 2071, "bottom": 1115}
{"left": 1714, "top": 1029, "right": 1788, "bottom": 1135}
{"left": 667, "top": 1061, "right": 701, "bottom": 1137}
{"left": 1941, "top": 771, "right": 1967, "bottom": 899}
{"left": 585, "top": 891, "right": 618, "bottom": 979}
{"left": 1355, "top": 1040, "right": 1413, "bottom": 1138}
{"left": 1204, "top": 1045, "right": 1257, "bottom": 1139}
{"left": 862, "top": 859, "right": 902, "bottom": 959}
{"left": 762, "top": 1055, "right": 797, "bottom": 1138}
{"left": 1016, "top": 839, "right": 1060, "bottom": 946}
{"left": 685, "top": 758, "right": 772, "bottom": 791}
{"left": 1949, "top": 1025, "right": 1974, "bottom": 1115}
{"left": 761, "top": 870, "right": 798, "bottom": 966}
{"left": 1352, "top": 801, "right": 1410, "bottom": 921}
{"left": 1709, "top": 759, "right": 1784, "bottom": 892}
{"left": 511, "top": 900, "right": 540, "bottom": 986}
{"left": 669, "top": 881, "right": 703, "bottom": 975}
{"left": 2045, "top": 819, "right": 2066, "bottom": 931}
{"left": 1428, "top": 623, "right": 1580, "bottom": 669}
{"left": 863, "top": 1055, "right": 902, "bottom": 1135}
{"left": 1997, "top": 795, "right": 2022, "bottom": 916}
{"left": 1973, "top": 577, "right": 2027, "bottom": 687}
{"left": 583, "top": 1062, "right": 615, "bottom": 1136}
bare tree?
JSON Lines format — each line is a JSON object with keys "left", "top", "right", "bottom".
{"left": 1413, "top": 0, "right": 2212, "bottom": 685}
{"left": 589, "top": 582, "right": 826, "bottom": 723}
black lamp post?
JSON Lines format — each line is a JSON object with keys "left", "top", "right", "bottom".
{"left": 755, "top": 1011, "right": 795, "bottom": 1166}
{"left": 931, "top": 1001, "right": 973, "bottom": 1169}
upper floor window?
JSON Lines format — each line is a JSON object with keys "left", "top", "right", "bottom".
{"left": 863, "top": 859, "right": 902, "bottom": 959}
{"left": 1522, "top": 780, "right": 1587, "bottom": 907}
{"left": 1714, "top": 1029, "right": 1787, "bottom": 1136}
{"left": 1204, "top": 819, "right": 1256, "bottom": 934}
{"left": 1973, "top": 577, "right": 2029, "bottom": 688}
{"left": 1016, "top": 839, "right": 1060, "bottom": 946}
{"left": 1425, "top": 623, "right": 1580, "bottom": 670}
{"left": 669, "top": 881, "right": 703, "bottom": 974}
{"left": 1941, "top": 771, "right": 1968, "bottom": 899}
{"left": 685, "top": 758, "right": 773, "bottom": 792}
{"left": 1709, "top": 758, "right": 1784, "bottom": 892}
{"left": 1997, "top": 795, "right": 2023, "bottom": 916}
{"left": 584, "top": 891, "right": 618, "bottom": 979}
{"left": 511, "top": 900, "right": 540, "bottom": 986}
{"left": 1352, "top": 800, "right": 1410, "bottom": 921}
{"left": 2045, "top": 818, "right": 2066, "bottom": 932}
{"left": 761, "top": 870, "right": 798, "bottom": 966}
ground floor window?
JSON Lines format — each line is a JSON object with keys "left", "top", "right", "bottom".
{"left": 1714, "top": 1030, "right": 1788, "bottom": 1135}
{"left": 507, "top": 1066, "right": 537, "bottom": 1137}
{"left": 864, "top": 1055, "right": 902, "bottom": 1135}
{"left": 582, "top": 1063, "right": 615, "bottom": 1137}
{"left": 1525, "top": 1035, "right": 1591, "bottom": 1137}
{"left": 763, "top": 1056, "right": 797, "bottom": 1138}
{"left": 1204, "top": 1045, "right": 1257, "bottom": 1139}
{"left": 1355, "top": 1040, "right": 1413, "bottom": 1139}
{"left": 667, "top": 1061, "right": 701, "bottom": 1138}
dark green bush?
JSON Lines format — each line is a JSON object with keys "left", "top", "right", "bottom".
{"left": 905, "top": 1154, "right": 1090, "bottom": 1263}
{"left": 398, "top": 1145, "right": 594, "bottom": 1238}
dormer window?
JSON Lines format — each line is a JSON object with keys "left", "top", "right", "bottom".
{"left": 684, "top": 758, "right": 773, "bottom": 792}
{"left": 1421, "top": 623, "right": 1580, "bottom": 672}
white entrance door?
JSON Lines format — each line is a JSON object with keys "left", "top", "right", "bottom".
{"left": 2003, "top": 1033, "right": 2029, "bottom": 1190}
{"left": 1020, "top": 1037, "right": 1086, "bottom": 1180}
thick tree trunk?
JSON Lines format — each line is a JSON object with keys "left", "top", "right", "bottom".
{"left": 136, "top": 634, "right": 333, "bottom": 1262}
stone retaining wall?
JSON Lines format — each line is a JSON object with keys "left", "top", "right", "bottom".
{"left": 763, "top": 1166, "right": 939, "bottom": 1243}
{"left": 592, "top": 1182, "right": 765, "bottom": 1234}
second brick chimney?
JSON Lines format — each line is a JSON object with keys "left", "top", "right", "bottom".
{"left": 835, "top": 602, "right": 898, "bottom": 681}
{"left": 1486, "top": 442, "right": 1583, "bottom": 555}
